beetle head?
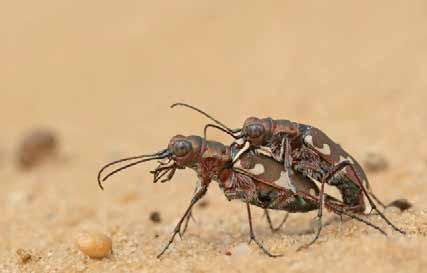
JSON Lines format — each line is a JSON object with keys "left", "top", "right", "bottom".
{"left": 167, "top": 135, "right": 203, "bottom": 168}
{"left": 97, "top": 135, "right": 209, "bottom": 189}
{"left": 242, "top": 117, "right": 272, "bottom": 147}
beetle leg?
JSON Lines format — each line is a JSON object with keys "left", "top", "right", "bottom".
{"left": 181, "top": 210, "right": 197, "bottom": 236}
{"left": 298, "top": 161, "right": 352, "bottom": 251}
{"left": 264, "top": 209, "right": 289, "bottom": 233}
{"left": 246, "top": 203, "right": 283, "bottom": 257}
{"left": 181, "top": 186, "right": 200, "bottom": 236}
{"left": 157, "top": 185, "right": 209, "bottom": 258}
{"left": 302, "top": 192, "right": 388, "bottom": 236}
{"left": 343, "top": 162, "right": 405, "bottom": 234}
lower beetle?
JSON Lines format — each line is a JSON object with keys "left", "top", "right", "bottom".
{"left": 98, "top": 135, "right": 388, "bottom": 257}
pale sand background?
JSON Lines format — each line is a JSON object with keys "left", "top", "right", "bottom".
{"left": 1, "top": 1, "right": 427, "bottom": 272}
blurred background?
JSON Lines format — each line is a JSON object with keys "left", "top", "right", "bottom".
{"left": 1, "top": 1, "right": 426, "bottom": 272}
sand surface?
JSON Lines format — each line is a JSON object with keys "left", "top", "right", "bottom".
{"left": 1, "top": 1, "right": 427, "bottom": 272}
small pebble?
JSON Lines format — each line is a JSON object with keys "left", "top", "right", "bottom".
{"left": 16, "top": 248, "right": 32, "bottom": 264}
{"left": 387, "top": 199, "right": 412, "bottom": 212}
{"left": 363, "top": 151, "right": 389, "bottom": 172}
{"left": 149, "top": 211, "right": 161, "bottom": 223}
{"left": 17, "top": 129, "right": 58, "bottom": 169}
{"left": 76, "top": 232, "right": 112, "bottom": 259}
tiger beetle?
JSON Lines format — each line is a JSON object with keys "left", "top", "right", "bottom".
{"left": 98, "top": 135, "right": 389, "bottom": 257}
{"left": 171, "top": 103, "right": 411, "bottom": 249}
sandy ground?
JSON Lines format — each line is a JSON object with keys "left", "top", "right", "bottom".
{"left": 1, "top": 1, "right": 427, "bottom": 272}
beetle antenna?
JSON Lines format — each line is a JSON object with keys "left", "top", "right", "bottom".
{"left": 203, "top": 124, "right": 239, "bottom": 140}
{"left": 171, "top": 102, "right": 241, "bottom": 134}
{"left": 97, "top": 149, "right": 170, "bottom": 190}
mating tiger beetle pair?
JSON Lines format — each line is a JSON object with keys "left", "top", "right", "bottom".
{"left": 97, "top": 103, "right": 411, "bottom": 258}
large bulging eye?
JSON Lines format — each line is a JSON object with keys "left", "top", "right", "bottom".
{"left": 246, "top": 124, "right": 264, "bottom": 139}
{"left": 173, "top": 140, "right": 192, "bottom": 157}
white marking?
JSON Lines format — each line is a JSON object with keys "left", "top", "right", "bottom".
{"left": 274, "top": 170, "right": 294, "bottom": 191}
{"left": 255, "top": 146, "right": 274, "bottom": 158}
{"left": 363, "top": 179, "right": 370, "bottom": 189}
{"left": 234, "top": 159, "right": 243, "bottom": 169}
{"left": 310, "top": 189, "right": 317, "bottom": 196}
{"left": 235, "top": 138, "right": 245, "bottom": 145}
{"left": 251, "top": 164, "right": 265, "bottom": 175}
{"left": 232, "top": 141, "right": 250, "bottom": 163}
{"left": 363, "top": 195, "right": 373, "bottom": 214}
{"left": 304, "top": 135, "right": 331, "bottom": 155}
{"left": 234, "top": 160, "right": 265, "bottom": 175}
{"left": 316, "top": 144, "right": 331, "bottom": 155}
{"left": 304, "top": 135, "right": 314, "bottom": 146}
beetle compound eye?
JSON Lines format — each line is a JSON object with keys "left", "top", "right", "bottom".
{"left": 246, "top": 124, "right": 264, "bottom": 139}
{"left": 173, "top": 140, "right": 192, "bottom": 157}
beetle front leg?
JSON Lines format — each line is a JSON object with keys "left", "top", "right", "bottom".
{"left": 181, "top": 210, "right": 196, "bottom": 236}
{"left": 181, "top": 185, "right": 200, "bottom": 236}
{"left": 157, "top": 184, "right": 209, "bottom": 258}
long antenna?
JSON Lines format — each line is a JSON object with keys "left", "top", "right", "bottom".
{"left": 97, "top": 149, "right": 170, "bottom": 190}
{"left": 171, "top": 102, "right": 238, "bottom": 133}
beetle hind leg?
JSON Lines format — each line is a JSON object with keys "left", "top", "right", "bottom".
{"left": 339, "top": 162, "right": 406, "bottom": 234}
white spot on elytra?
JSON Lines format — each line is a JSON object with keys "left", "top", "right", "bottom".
{"left": 317, "top": 144, "right": 331, "bottom": 155}
{"left": 251, "top": 164, "right": 265, "bottom": 175}
{"left": 234, "top": 160, "right": 243, "bottom": 169}
{"left": 256, "top": 146, "right": 274, "bottom": 158}
{"left": 304, "top": 135, "right": 314, "bottom": 146}
{"left": 234, "top": 160, "right": 265, "bottom": 175}
{"left": 235, "top": 138, "right": 245, "bottom": 145}
{"left": 304, "top": 135, "right": 331, "bottom": 155}
{"left": 309, "top": 188, "right": 317, "bottom": 196}
{"left": 274, "top": 170, "right": 294, "bottom": 190}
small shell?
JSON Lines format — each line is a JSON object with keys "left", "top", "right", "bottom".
{"left": 76, "top": 232, "right": 112, "bottom": 259}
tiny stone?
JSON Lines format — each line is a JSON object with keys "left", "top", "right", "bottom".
{"left": 149, "top": 211, "right": 161, "bottom": 223}
{"left": 16, "top": 248, "right": 32, "bottom": 264}
{"left": 76, "top": 232, "right": 112, "bottom": 259}
{"left": 363, "top": 152, "right": 389, "bottom": 172}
